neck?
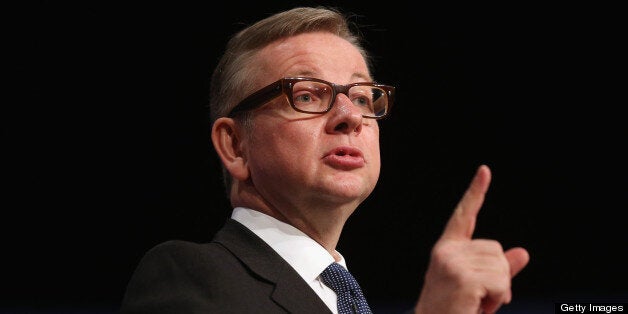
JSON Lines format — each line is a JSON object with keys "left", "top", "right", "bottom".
{"left": 231, "top": 182, "right": 358, "bottom": 257}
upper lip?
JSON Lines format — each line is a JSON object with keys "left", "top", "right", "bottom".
{"left": 324, "top": 146, "right": 364, "bottom": 159}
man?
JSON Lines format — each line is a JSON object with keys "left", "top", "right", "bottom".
{"left": 121, "top": 6, "right": 529, "bottom": 314}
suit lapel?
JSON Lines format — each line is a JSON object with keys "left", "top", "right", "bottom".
{"left": 213, "top": 219, "right": 332, "bottom": 314}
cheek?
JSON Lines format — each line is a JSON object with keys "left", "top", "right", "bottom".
{"left": 366, "top": 127, "right": 381, "bottom": 162}
{"left": 251, "top": 122, "right": 320, "bottom": 166}
{"left": 372, "top": 146, "right": 381, "bottom": 166}
{"left": 278, "top": 127, "right": 320, "bottom": 161}
{"left": 369, "top": 144, "right": 381, "bottom": 179}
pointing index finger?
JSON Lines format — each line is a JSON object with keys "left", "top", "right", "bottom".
{"left": 441, "top": 165, "right": 492, "bottom": 240}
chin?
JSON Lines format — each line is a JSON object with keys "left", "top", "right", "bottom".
{"left": 327, "top": 184, "right": 372, "bottom": 203}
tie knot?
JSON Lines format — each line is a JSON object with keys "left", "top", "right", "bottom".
{"left": 320, "top": 263, "right": 360, "bottom": 293}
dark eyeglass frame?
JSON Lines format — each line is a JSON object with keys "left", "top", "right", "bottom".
{"left": 227, "top": 77, "right": 395, "bottom": 119}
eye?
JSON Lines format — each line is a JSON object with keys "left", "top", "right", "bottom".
{"left": 352, "top": 95, "right": 371, "bottom": 107}
{"left": 294, "top": 92, "right": 315, "bottom": 103}
{"left": 349, "top": 87, "right": 374, "bottom": 107}
{"left": 292, "top": 82, "right": 331, "bottom": 111}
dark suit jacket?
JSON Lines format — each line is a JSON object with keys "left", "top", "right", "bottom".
{"left": 120, "top": 219, "right": 332, "bottom": 314}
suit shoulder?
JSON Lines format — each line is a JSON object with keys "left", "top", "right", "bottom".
{"left": 145, "top": 239, "right": 204, "bottom": 254}
{"left": 140, "top": 239, "right": 227, "bottom": 262}
{"left": 125, "top": 239, "right": 233, "bottom": 293}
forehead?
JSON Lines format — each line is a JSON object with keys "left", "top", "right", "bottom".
{"left": 253, "top": 32, "right": 371, "bottom": 84}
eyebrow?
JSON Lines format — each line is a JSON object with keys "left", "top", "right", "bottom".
{"left": 352, "top": 73, "right": 372, "bottom": 82}
{"left": 285, "top": 71, "right": 373, "bottom": 83}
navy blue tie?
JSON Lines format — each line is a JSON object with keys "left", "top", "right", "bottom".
{"left": 320, "top": 262, "right": 372, "bottom": 314}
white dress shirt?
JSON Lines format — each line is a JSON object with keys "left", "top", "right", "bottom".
{"left": 231, "top": 207, "right": 345, "bottom": 314}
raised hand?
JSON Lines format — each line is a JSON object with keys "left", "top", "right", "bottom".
{"left": 414, "top": 165, "right": 530, "bottom": 314}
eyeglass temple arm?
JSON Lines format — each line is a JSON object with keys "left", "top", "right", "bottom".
{"left": 229, "top": 82, "right": 283, "bottom": 116}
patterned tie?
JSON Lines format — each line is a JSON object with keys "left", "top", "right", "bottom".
{"left": 320, "top": 262, "right": 373, "bottom": 314}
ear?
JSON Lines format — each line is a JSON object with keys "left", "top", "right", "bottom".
{"left": 211, "top": 117, "right": 250, "bottom": 181}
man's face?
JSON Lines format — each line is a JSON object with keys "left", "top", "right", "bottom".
{"left": 241, "top": 32, "right": 381, "bottom": 212}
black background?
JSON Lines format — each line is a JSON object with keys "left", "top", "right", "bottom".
{"left": 7, "top": 1, "right": 627, "bottom": 313}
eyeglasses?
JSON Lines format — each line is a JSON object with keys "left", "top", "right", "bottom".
{"left": 227, "top": 77, "right": 395, "bottom": 119}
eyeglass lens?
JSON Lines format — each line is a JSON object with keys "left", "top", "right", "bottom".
{"left": 292, "top": 81, "right": 388, "bottom": 117}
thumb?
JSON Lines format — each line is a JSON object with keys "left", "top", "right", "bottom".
{"left": 505, "top": 247, "right": 530, "bottom": 278}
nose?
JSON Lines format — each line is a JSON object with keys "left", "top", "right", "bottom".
{"left": 325, "top": 93, "right": 363, "bottom": 134}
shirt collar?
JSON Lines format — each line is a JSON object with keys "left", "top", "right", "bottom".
{"left": 231, "top": 207, "right": 346, "bottom": 282}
